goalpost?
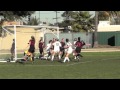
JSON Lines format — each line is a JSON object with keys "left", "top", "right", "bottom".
{"left": 0, "top": 25, "right": 60, "bottom": 62}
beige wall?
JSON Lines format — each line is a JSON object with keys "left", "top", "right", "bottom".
{"left": 0, "top": 27, "right": 43, "bottom": 51}
{"left": 98, "top": 25, "right": 120, "bottom": 32}
{"left": 0, "top": 27, "right": 59, "bottom": 52}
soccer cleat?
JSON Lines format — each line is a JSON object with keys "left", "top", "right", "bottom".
{"left": 62, "top": 61, "right": 65, "bottom": 63}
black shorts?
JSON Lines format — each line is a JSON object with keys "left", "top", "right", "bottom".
{"left": 11, "top": 48, "right": 14, "bottom": 53}
{"left": 75, "top": 47, "right": 81, "bottom": 53}
{"left": 60, "top": 47, "right": 65, "bottom": 52}
{"left": 39, "top": 48, "right": 43, "bottom": 54}
{"left": 28, "top": 47, "right": 35, "bottom": 53}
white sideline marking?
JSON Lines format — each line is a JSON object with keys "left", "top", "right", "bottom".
{"left": 15, "top": 57, "right": 120, "bottom": 67}
{"left": 0, "top": 57, "right": 119, "bottom": 66}
{"left": 66, "top": 57, "right": 120, "bottom": 66}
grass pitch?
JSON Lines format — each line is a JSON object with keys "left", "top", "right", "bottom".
{"left": 0, "top": 52, "right": 120, "bottom": 79}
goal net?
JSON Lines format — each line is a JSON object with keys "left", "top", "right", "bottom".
{"left": 0, "top": 25, "right": 59, "bottom": 62}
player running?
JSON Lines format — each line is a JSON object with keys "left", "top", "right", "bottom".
{"left": 60, "top": 38, "right": 66, "bottom": 59}
{"left": 51, "top": 39, "right": 61, "bottom": 61}
{"left": 27, "top": 36, "right": 35, "bottom": 61}
{"left": 62, "top": 38, "right": 73, "bottom": 63}
{"left": 74, "top": 37, "right": 85, "bottom": 61}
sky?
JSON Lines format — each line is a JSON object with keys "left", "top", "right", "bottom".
{"left": 31, "top": 11, "right": 95, "bottom": 24}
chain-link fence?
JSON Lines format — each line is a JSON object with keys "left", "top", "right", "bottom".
{"left": 44, "top": 32, "right": 93, "bottom": 49}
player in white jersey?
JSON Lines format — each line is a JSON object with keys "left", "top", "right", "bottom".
{"left": 63, "top": 38, "right": 73, "bottom": 63}
{"left": 73, "top": 38, "right": 77, "bottom": 59}
{"left": 51, "top": 39, "right": 61, "bottom": 61}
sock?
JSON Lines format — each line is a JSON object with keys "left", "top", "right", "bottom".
{"left": 30, "top": 57, "right": 32, "bottom": 61}
{"left": 67, "top": 57, "right": 70, "bottom": 62}
{"left": 63, "top": 57, "right": 67, "bottom": 62}
{"left": 51, "top": 55, "right": 54, "bottom": 61}
{"left": 74, "top": 56, "right": 76, "bottom": 59}
{"left": 32, "top": 57, "right": 34, "bottom": 61}
{"left": 66, "top": 57, "right": 70, "bottom": 62}
{"left": 59, "top": 55, "right": 61, "bottom": 60}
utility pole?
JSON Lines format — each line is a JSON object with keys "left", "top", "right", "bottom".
{"left": 94, "top": 11, "right": 98, "bottom": 48}
{"left": 66, "top": 11, "right": 69, "bottom": 29}
{"left": 39, "top": 11, "right": 40, "bottom": 23}
{"left": 56, "top": 11, "right": 58, "bottom": 26}
{"left": 53, "top": 11, "right": 60, "bottom": 26}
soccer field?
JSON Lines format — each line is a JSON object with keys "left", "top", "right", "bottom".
{"left": 0, "top": 52, "right": 120, "bottom": 79}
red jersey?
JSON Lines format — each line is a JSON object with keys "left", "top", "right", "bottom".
{"left": 39, "top": 42, "right": 44, "bottom": 48}
{"left": 75, "top": 41, "right": 83, "bottom": 48}
{"left": 29, "top": 40, "right": 35, "bottom": 47}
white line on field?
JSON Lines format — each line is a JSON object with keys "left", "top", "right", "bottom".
{"left": 0, "top": 57, "right": 119, "bottom": 67}
{"left": 66, "top": 57, "right": 120, "bottom": 66}
{"left": 17, "top": 57, "right": 120, "bottom": 67}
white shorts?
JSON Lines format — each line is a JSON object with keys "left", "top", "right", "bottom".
{"left": 54, "top": 49, "right": 60, "bottom": 53}
{"left": 65, "top": 49, "right": 73, "bottom": 54}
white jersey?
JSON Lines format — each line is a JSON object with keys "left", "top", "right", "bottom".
{"left": 66, "top": 42, "right": 73, "bottom": 54}
{"left": 73, "top": 41, "right": 77, "bottom": 49}
{"left": 74, "top": 41, "right": 77, "bottom": 45}
{"left": 46, "top": 43, "right": 51, "bottom": 50}
{"left": 53, "top": 41, "right": 61, "bottom": 52}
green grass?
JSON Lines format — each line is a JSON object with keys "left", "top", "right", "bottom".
{"left": 0, "top": 52, "right": 120, "bottom": 79}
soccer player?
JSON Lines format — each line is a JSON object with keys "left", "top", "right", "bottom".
{"left": 63, "top": 38, "right": 73, "bottom": 63}
{"left": 73, "top": 38, "right": 77, "bottom": 58}
{"left": 10, "top": 39, "right": 15, "bottom": 60}
{"left": 23, "top": 50, "right": 32, "bottom": 61}
{"left": 74, "top": 38, "right": 77, "bottom": 45}
{"left": 28, "top": 36, "right": 35, "bottom": 61}
{"left": 60, "top": 38, "right": 66, "bottom": 59}
{"left": 74, "top": 37, "right": 85, "bottom": 61}
{"left": 51, "top": 39, "right": 61, "bottom": 61}
{"left": 38, "top": 39, "right": 44, "bottom": 58}
{"left": 46, "top": 40, "right": 52, "bottom": 59}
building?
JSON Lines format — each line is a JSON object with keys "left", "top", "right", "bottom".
{"left": 2, "top": 21, "right": 23, "bottom": 26}
{"left": 98, "top": 21, "right": 120, "bottom": 46}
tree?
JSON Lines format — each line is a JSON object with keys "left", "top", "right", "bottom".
{"left": 0, "top": 11, "right": 35, "bottom": 21}
{"left": 92, "top": 11, "right": 120, "bottom": 48}
{"left": 60, "top": 11, "right": 94, "bottom": 32}
{"left": 27, "top": 17, "right": 39, "bottom": 25}
{"left": 98, "top": 11, "right": 120, "bottom": 24}
{"left": 0, "top": 11, "right": 35, "bottom": 37}
{"left": 98, "top": 11, "right": 109, "bottom": 21}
